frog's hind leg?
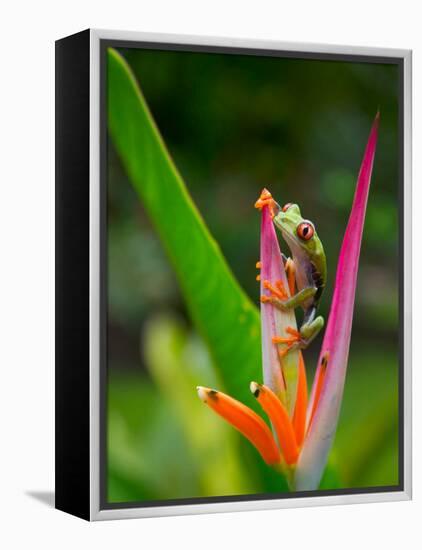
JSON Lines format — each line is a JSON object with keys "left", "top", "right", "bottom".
{"left": 273, "top": 313, "right": 324, "bottom": 359}
{"left": 299, "top": 314, "right": 324, "bottom": 348}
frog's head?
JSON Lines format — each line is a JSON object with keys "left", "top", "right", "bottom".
{"left": 273, "top": 203, "right": 320, "bottom": 257}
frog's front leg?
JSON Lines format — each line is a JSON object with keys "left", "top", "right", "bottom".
{"left": 261, "top": 282, "right": 317, "bottom": 311}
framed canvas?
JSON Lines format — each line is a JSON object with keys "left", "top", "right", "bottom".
{"left": 55, "top": 29, "right": 412, "bottom": 521}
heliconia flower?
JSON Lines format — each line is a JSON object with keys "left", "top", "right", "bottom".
{"left": 197, "top": 113, "right": 379, "bottom": 490}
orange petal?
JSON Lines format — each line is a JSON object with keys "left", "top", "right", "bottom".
{"left": 197, "top": 386, "right": 280, "bottom": 465}
{"left": 292, "top": 352, "right": 308, "bottom": 447}
{"left": 250, "top": 382, "right": 299, "bottom": 465}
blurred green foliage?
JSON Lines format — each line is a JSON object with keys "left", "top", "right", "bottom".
{"left": 107, "top": 46, "right": 399, "bottom": 503}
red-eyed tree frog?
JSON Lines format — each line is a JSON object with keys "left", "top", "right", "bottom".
{"left": 264, "top": 201, "right": 326, "bottom": 351}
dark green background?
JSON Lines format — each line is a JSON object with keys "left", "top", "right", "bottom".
{"left": 107, "top": 47, "right": 399, "bottom": 502}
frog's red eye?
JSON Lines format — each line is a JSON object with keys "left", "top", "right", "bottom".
{"left": 282, "top": 203, "right": 293, "bottom": 212}
{"left": 297, "top": 221, "right": 314, "bottom": 241}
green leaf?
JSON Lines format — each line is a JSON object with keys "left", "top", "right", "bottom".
{"left": 107, "top": 48, "right": 261, "bottom": 400}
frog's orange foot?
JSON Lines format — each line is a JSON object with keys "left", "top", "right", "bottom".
{"left": 286, "top": 327, "right": 301, "bottom": 339}
{"left": 254, "top": 189, "right": 279, "bottom": 218}
{"left": 254, "top": 188, "right": 273, "bottom": 210}
{"left": 261, "top": 279, "right": 288, "bottom": 301}
{"left": 256, "top": 261, "right": 262, "bottom": 281}
{"left": 272, "top": 327, "right": 302, "bottom": 359}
